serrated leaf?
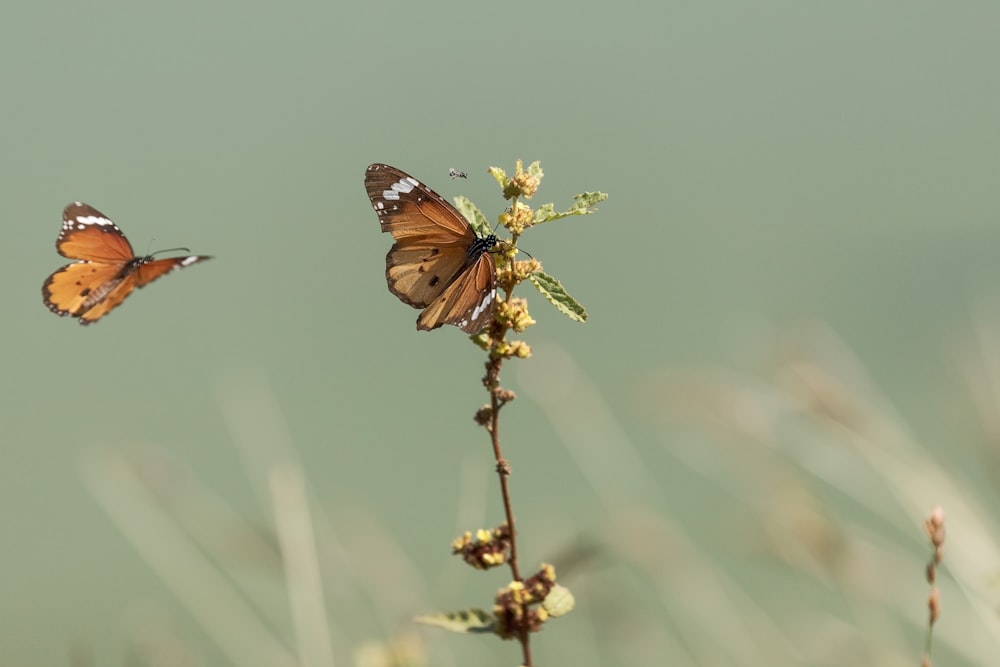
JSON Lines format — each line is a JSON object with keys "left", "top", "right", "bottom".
{"left": 525, "top": 160, "right": 544, "bottom": 182}
{"left": 542, "top": 585, "right": 575, "bottom": 618}
{"left": 534, "top": 191, "right": 608, "bottom": 225}
{"left": 534, "top": 203, "right": 556, "bottom": 221}
{"left": 414, "top": 609, "right": 496, "bottom": 634}
{"left": 453, "top": 196, "right": 492, "bottom": 237}
{"left": 487, "top": 166, "right": 507, "bottom": 188}
{"left": 528, "top": 272, "right": 587, "bottom": 322}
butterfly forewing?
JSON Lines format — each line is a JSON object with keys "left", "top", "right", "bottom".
{"left": 57, "top": 203, "right": 135, "bottom": 262}
{"left": 135, "top": 255, "right": 211, "bottom": 287}
{"left": 42, "top": 202, "right": 211, "bottom": 325}
{"left": 366, "top": 164, "right": 475, "bottom": 241}
{"left": 365, "top": 164, "right": 498, "bottom": 333}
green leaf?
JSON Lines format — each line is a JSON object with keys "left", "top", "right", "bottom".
{"left": 414, "top": 609, "right": 496, "bottom": 634}
{"left": 533, "top": 191, "right": 608, "bottom": 225}
{"left": 453, "top": 196, "right": 492, "bottom": 237}
{"left": 528, "top": 272, "right": 587, "bottom": 322}
{"left": 543, "top": 585, "right": 575, "bottom": 618}
{"left": 533, "top": 202, "right": 557, "bottom": 221}
{"left": 487, "top": 166, "right": 507, "bottom": 188}
{"left": 525, "top": 160, "right": 544, "bottom": 182}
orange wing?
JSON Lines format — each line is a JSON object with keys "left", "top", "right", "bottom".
{"left": 43, "top": 261, "right": 132, "bottom": 320}
{"left": 415, "top": 252, "right": 497, "bottom": 333}
{"left": 385, "top": 243, "right": 475, "bottom": 308}
{"left": 134, "top": 255, "right": 212, "bottom": 287}
{"left": 74, "top": 273, "right": 140, "bottom": 324}
{"left": 57, "top": 203, "right": 135, "bottom": 262}
{"left": 365, "top": 164, "right": 475, "bottom": 243}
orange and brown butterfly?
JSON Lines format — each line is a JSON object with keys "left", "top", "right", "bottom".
{"left": 42, "top": 202, "right": 212, "bottom": 325}
{"left": 365, "top": 164, "right": 498, "bottom": 333}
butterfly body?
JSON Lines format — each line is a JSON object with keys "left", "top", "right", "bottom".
{"left": 42, "top": 203, "right": 211, "bottom": 325}
{"left": 365, "top": 164, "right": 498, "bottom": 333}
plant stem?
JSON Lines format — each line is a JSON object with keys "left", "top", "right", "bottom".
{"left": 484, "top": 236, "right": 533, "bottom": 665}
{"left": 486, "top": 364, "right": 532, "bottom": 666}
{"left": 488, "top": 364, "right": 520, "bottom": 582}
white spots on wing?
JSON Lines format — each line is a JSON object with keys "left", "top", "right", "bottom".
{"left": 180, "top": 256, "right": 201, "bottom": 266}
{"left": 470, "top": 288, "right": 496, "bottom": 323}
{"left": 382, "top": 176, "right": 420, "bottom": 201}
{"left": 76, "top": 215, "right": 114, "bottom": 226}
{"left": 375, "top": 201, "right": 384, "bottom": 210}
{"left": 395, "top": 177, "right": 419, "bottom": 192}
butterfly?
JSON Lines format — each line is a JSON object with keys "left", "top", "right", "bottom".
{"left": 448, "top": 168, "right": 468, "bottom": 179}
{"left": 365, "top": 164, "right": 498, "bottom": 333}
{"left": 42, "top": 202, "right": 212, "bottom": 325}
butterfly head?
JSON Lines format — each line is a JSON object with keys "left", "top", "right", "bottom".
{"left": 468, "top": 234, "right": 499, "bottom": 261}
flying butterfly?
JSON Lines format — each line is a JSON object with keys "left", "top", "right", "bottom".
{"left": 42, "top": 202, "right": 212, "bottom": 325}
{"left": 365, "top": 164, "right": 498, "bottom": 333}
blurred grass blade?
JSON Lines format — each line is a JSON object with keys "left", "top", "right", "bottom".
{"left": 270, "top": 462, "right": 336, "bottom": 667}
{"left": 82, "top": 447, "right": 297, "bottom": 667}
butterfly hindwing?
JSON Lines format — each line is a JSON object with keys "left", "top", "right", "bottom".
{"left": 365, "top": 164, "right": 498, "bottom": 333}
{"left": 74, "top": 274, "right": 139, "bottom": 324}
{"left": 416, "top": 251, "right": 496, "bottom": 333}
{"left": 42, "top": 202, "right": 211, "bottom": 325}
{"left": 43, "top": 261, "right": 131, "bottom": 319}
{"left": 385, "top": 244, "right": 474, "bottom": 308}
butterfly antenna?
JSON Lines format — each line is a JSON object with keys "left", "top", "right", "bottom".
{"left": 152, "top": 246, "right": 192, "bottom": 257}
{"left": 145, "top": 236, "right": 192, "bottom": 257}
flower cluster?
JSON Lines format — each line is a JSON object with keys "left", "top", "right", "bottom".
{"left": 493, "top": 564, "right": 558, "bottom": 640}
{"left": 451, "top": 523, "right": 513, "bottom": 570}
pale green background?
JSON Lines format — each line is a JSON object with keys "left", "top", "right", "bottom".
{"left": 2, "top": 1, "right": 1000, "bottom": 665}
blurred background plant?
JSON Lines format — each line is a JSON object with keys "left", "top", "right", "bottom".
{"left": 75, "top": 316, "right": 1000, "bottom": 665}
{"left": 5, "top": 1, "right": 1000, "bottom": 665}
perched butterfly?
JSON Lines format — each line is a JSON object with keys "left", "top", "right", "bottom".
{"left": 365, "top": 164, "right": 498, "bottom": 333}
{"left": 448, "top": 168, "right": 468, "bottom": 180}
{"left": 42, "top": 202, "right": 212, "bottom": 325}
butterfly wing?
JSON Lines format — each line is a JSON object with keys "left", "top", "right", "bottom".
{"left": 385, "top": 243, "right": 477, "bottom": 308}
{"left": 57, "top": 202, "right": 135, "bottom": 262}
{"left": 73, "top": 273, "right": 140, "bottom": 325}
{"left": 365, "top": 164, "right": 474, "bottom": 242}
{"left": 43, "top": 261, "right": 132, "bottom": 320}
{"left": 135, "top": 255, "right": 212, "bottom": 287}
{"left": 416, "top": 251, "right": 497, "bottom": 333}
{"left": 365, "top": 164, "right": 497, "bottom": 332}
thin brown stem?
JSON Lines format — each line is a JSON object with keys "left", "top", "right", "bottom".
{"left": 485, "top": 350, "right": 533, "bottom": 665}
{"left": 480, "top": 193, "right": 533, "bottom": 665}
{"left": 489, "top": 375, "right": 520, "bottom": 580}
